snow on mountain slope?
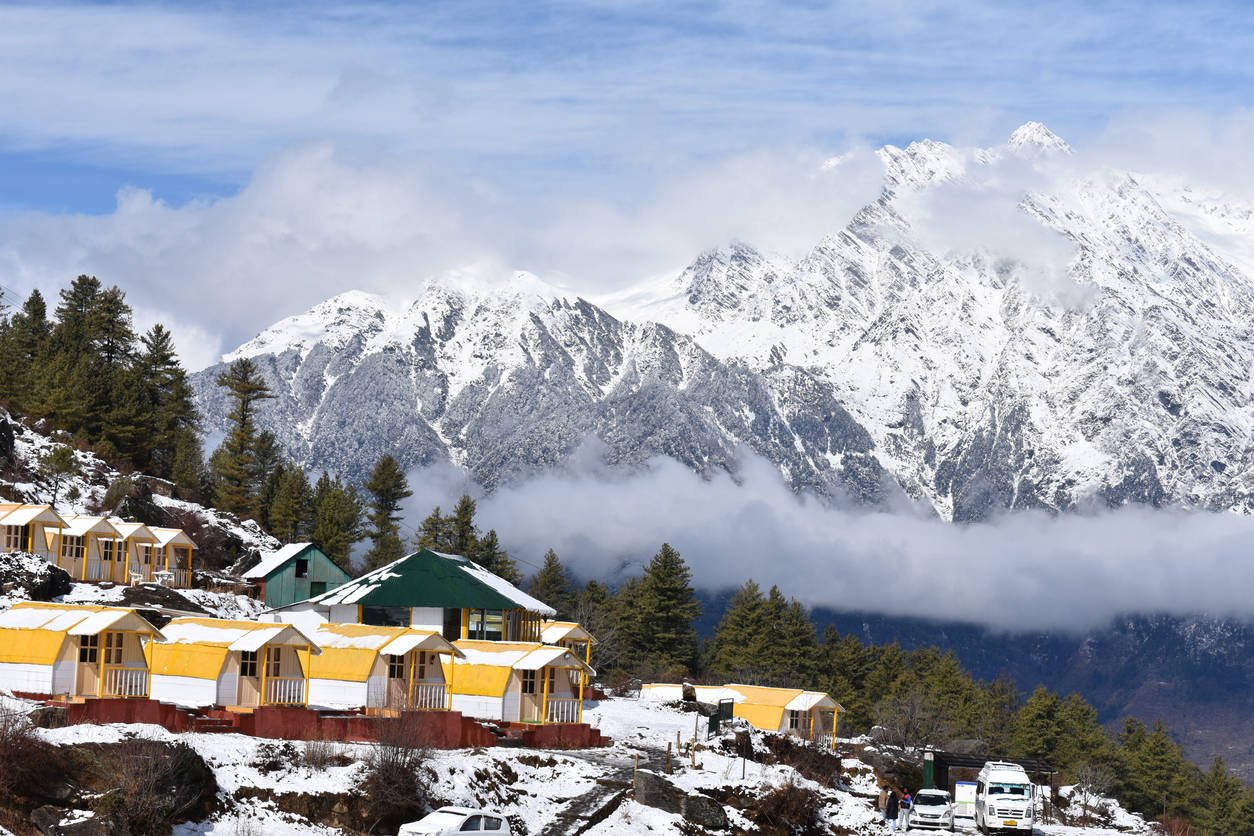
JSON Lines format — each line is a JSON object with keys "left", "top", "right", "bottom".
{"left": 194, "top": 122, "right": 1254, "bottom": 520}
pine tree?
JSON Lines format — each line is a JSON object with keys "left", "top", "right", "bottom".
{"left": 474, "top": 529, "right": 521, "bottom": 584}
{"left": 708, "top": 580, "right": 767, "bottom": 681}
{"left": 1008, "top": 686, "right": 1062, "bottom": 761}
{"left": 363, "top": 454, "right": 412, "bottom": 570}
{"left": 170, "top": 428, "right": 207, "bottom": 500}
{"left": 310, "top": 472, "right": 364, "bottom": 572}
{"left": 39, "top": 445, "right": 78, "bottom": 506}
{"left": 572, "top": 579, "right": 619, "bottom": 670}
{"left": 528, "top": 549, "right": 575, "bottom": 618}
{"left": 134, "top": 325, "right": 200, "bottom": 478}
{"left": 210, "top": 357, "right": 275, "bottom": 518}
{"left": 415, "top": 506, "right": 453, "bottom": 551}
{"left": 822, "top": 630, "right": 875, "bottom": 733}
{"left": 449, "top": 494, "right": 478, "bottom": 556}
{"left": 269, "top": 467, "right": 313, "bottom": 542}
{"left": 0, "top": 289, "right": 51, "bottom": 410}
{"left": 864, "top": 641, "right": 908, "bottom": 708}
{"left": 1198, "top": 757, "right": 1243, "bottom": 836}
{"left": 621, "top": 543, "right": 701, "bottom": 672}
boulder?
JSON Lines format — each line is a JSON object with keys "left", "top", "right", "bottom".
{"left": 31, "top": 806, "right": 119, "bottom": 836}
{"left": 634, "top": 770, "right": 728, "bottom": 829}
{"left": 681, "top": 794, "right": 728, "bottom": 830}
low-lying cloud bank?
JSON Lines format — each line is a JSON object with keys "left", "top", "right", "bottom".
{"left": 402, "top": 452, "right": 1254, "bottom": 634}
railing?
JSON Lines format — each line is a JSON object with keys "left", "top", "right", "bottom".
{"left": 545, "top": 697, "right": 581, "bottom": 724}
{"left": 410, "top": 683, "right": 447, "bottom": 710}
{"left": 170, "top": 568, "right": 190, "bottom": 587}
{"left": 103, "top": 666, "right": 148, "bottom": 698}
{"left": 264, "top": 677, "right": 305, "bottom": 706}
{"left": 812, "top": 731, "right": 835, "bottom": 750}
{"left": 84, "top": 559, "right": 109, "bottom": 581}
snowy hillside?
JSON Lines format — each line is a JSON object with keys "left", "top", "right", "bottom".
{"left": 192, "top": 123, "right": 1254, "bottom": 521}
{"left": 8, "top": 691, "right": 1147, "bottom": 836}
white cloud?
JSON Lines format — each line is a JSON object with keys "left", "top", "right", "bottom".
{"left": 401, "top": 450, "right": 1254, "bottom": 634}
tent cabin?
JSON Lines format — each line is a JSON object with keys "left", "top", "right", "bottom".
{"left": 540, "top": 620, "right": 596, "bottom": 692}
{"left": 149, "top": 618, "right": 319, "bottom": 710}
{"left": 150, "top": 527, "right": 196, "bottom": 588}
{"left": 57, "top": 515, "right": 122, "bottom": 582}
{"left": 273, "top": 549, "right": 556, "bottom": 642}
{"left": 0, "top": 602, "right": 164, "bottom": 699}
{"left": 106, "top": 519, "right": 159, "bottom": 582}
{"left": 446, "top": 640, "right": 594, "bottom": 724}
{"left": 299, "top": 622, "right": 462, "bottom": 712}
{"left": 244, "top": 543, "right": 351, "bottom": 608}
{"left": 0, "top": 503, "right": 66, "bottom": 561}
{"left": 641, "top": 683, "right": 842, "bottom": 749}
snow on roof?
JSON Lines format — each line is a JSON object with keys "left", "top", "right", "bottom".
{"left": 640, "top": 683, "right": 746, "bottom": 703}
{"left": 308, "top": 622, "right": 459, "bottom": 657}
{"left": 107, "top": 519, "right": 156, "bottom": 541}
{"left": 285, "top": 549, "right": 553, "bottom": 614}
{"left": 540, "top": 621, "right": 597, "bottom": 645}
{"left": 61, "top": 515, "right": 121, "bottom": 537}
{"left": 243, "top": 542, "right": 310, "bottom": 579}
{"left": 452, "top": 640, "right": 594, "bottom": 675}
{"left": 0, "top": 504, "right": 67, "bottom": 527}
{"left": 0, "top": 602, "right": 163, "bottom": 638}
{"left": 161, "top": 617, "right": 319, "bottom": 652}
{"left": 150, "top": 527, "right": 196, "bottom": 549}
{"left": 640, "top": 682, "right": 839, "bottom": 711}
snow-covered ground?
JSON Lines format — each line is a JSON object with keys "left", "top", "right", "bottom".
{"left": 4, "top": 691, "right": 1149, "bottom": 836}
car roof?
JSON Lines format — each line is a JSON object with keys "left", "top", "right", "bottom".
{"left": 436, "top": 807, "right": 502, "bottom": 816}
{"left": 918, "top": 789, "right": 951, "bottom": 796}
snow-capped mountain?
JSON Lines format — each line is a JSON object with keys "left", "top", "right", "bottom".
{"left": 194, "top": 123, "right": 1254, "bottom": 520}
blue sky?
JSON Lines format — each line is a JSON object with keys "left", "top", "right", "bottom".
{"left": 2, "top": 1, "right": 1252, "bottom": 213}
{"left": 1, "top": 1, "right": 1253, "bottom": 366}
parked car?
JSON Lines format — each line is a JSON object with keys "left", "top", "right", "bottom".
{"left": 398, "top": 807, "right": 512, "bottom": 834}
{"left": 908, "top": 789, "right": 955, "bottom": 831}
{"left": 975, "top": 761, "right": 1035, "bottom": 834}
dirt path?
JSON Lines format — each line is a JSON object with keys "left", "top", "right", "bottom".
{"left": 535, "top": 742, "right": 668, "bottom": 836}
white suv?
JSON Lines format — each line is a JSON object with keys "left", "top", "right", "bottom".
{"left": 399, "top": 807, "right": 512, "bottom": 834}
{"left": 909, "top": 789, "right": 955, "bottom": 831}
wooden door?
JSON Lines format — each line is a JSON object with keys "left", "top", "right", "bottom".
{"left": 75, "top": 635, "right": 100, "bottom": 696}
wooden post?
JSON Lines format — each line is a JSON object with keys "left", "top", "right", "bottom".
{"left": 259, "top": 647, "right": 268, "bottom": 707}
{"left": 541, "top": 664, "right": 550, "bottom": 725}
{"left": 302, "top": 644, "right": 310, "bottom": 707}
{"left": 577, "top": 664, "right": 585, "bottom": 724}
{"left": 407, "top": 650, "right": 417, "bottom": 710}
{"left": 633, "top": 753, "right": 638, "bottom": 789}
{"left": 666, "top": 741, "right": 672, "bottom": 774}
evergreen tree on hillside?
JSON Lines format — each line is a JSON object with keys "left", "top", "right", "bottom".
{"left": 1008, "top": 686, "right": 1062, "bottom": 761}
{"left": 620, "top": 543, "right": 701, "bottom": 671}
{"left": 572, "top": 579, "right": 620, "bottom": 670}
{"left": 864, "top": 641, "right": 908, "bottom": 708}
{"left": 269, "top": 467, "right": 313, "bottom": 543}
{"left": 363, "top": 454, "right": 412, "bottom": 570}
{"left": 708, "top": 580, "right": 767, "bottom": 680}
{"left": 473, "top": 529, "right": 521, "bottom": 584}
{"left": 415, "top": 505, "right": 452, "bottom": 551}
{"left": 821, "top": 629, "right": 875, "bottom": 733}
{"left": 134, "top": 325, "right": 201, "bottom": 481}
{"left": 1117, "top": 718, "right": 1198, "bottom": 818}
{"left": 759, "top": 587, "right": 820, "bottom": 685}
{"left": 528, "top": 549, "right": 575, "bottom": 618}
{"left": 310, "top": 471, "right": 364, "bottom": 572}
{"left": 1197, "top": 757, "right": 1243, "bottom": 836}
{"left": 449, "top": 494, "right": 478, "bottom": 556}
{"left": 0, "top": 289, "right": 51, "bottom": 410}
{"left": 210, "top": 357, "right": 275, "bottom": 518}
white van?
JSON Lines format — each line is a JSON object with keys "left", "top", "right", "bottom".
{"left": 975, "top": 762, "right": 1034, "bottom": 834}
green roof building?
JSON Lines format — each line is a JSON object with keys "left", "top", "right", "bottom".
{"left": 271, "top": 549, "right": 556, "bottom": 642}
{"left": 243, "top": 543, "right": 352, "bottom": 609}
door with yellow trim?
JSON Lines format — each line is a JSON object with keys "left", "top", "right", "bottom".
{"left": 75, "top": 635, "right": 100, "bottom": 696}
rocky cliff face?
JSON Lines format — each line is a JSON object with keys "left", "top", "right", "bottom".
{"left": 194, "top": 122, "right": 1254, "bottom": 522}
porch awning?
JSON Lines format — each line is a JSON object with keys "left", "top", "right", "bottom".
{"left": 514, "top": 646, "right": 595, "bottom": 676}
{"left": 0, "top": 505, "right": 67, "bottom": 528}
{"left": 785, "top": 691, "right": 838, "bottom": 712}
{"left": 379, "top": 632, "right": 461, "bottom": 658}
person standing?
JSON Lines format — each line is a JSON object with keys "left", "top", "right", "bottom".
{"left": 898, "top": 791, "right": 912, "bottom": 831}
{"left": 886, "top": 791, "right": 900, "bottom": 831}
{"left": 878, "top": 785, "right": 890, "bottom": 823}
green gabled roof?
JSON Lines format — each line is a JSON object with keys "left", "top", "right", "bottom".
{"left": 283, "top": 549, "right": 556, "bottom": 614}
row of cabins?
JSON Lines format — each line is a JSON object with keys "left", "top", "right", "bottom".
{"left": 0, "top": 502, "right": 197, "bottom": 587}
{"left": 0, "top": 601, "right": 593, "bottom": 722}
{"left": 0, "top": 549, "right": 598, "bottom": 727}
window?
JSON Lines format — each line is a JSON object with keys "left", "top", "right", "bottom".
{"left": 62, "top": 535, "right": 84, "bottom": 560}
{"left": 104, "top": 632, "right": 123, "bottom": 665}
{"left": 309, "top": 581, "right": 327, "bottom": 597}
{"left": 483, "top": 817, "right": 503, "bottom": 832}
{"left": 79, "top": 634, "right": 98, "bottom": 663}
{"left": 547, "top": 667, "right": 557, "bottom": 694}
{"left": 442, "top": 608, "right": 462, "bottom": 641}
{"left": 240, "top": 650, "right": 258, "bottom": 678}
{"left": 100, "top": 539, "right": 115, "bottom": 562}
{"left": 2, "top": 526, "right": 22, "bottom": 550}
{"left": 295, "top": 558, "right": 309, "bottom": 579}
{"left": 458, "top": 816, "right": 483, "bottom": 831}
{"left": 788, "top": 710, "right": 801, "bottom": 730}
{"left": 388, "top": 655, "right": 405, "bottom": 680}
{"left": 138, "top": 544, "right": 153, "bottom": 565}
{"left": 521, "top": 669, "right": 536, "bottom": 694}
{"left": 417, "top": 651, "right": 427, "bottom": 680}
{"left": 363, "top": 606, "right": 408, "bottom": 627}
{"left": 265, "top": 647, "right": 282, "bottom": 678}
{"left": 467, "top": 609, "right": 505, "bottom": 641}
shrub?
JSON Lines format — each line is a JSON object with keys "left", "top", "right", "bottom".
{"left": 360, "top": 714, "right": 433, "bottom": 832}
{"left": 91, "top": 739, "right": 216, "bottom": 834}
{"left": 749, "top": 779, "right": 822, "bottom": 834}
{"left": 303, "top": 737, "right": 351, "bottom": 769}
{"left": 0, "top": 704, "right": 63, "bottom": 803}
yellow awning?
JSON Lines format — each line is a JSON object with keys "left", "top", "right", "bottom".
{"left": 0, "top": 629, "right": 67, "bottom": 666}
{"left": 150, "top": 643, "right": 230, "bottom": 680}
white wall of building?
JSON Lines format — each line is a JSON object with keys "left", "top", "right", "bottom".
{"left": 150, "top": 674, "right": 217, "bottom": 707}
{"left": 409, "top": 607, "right": 443, "bottom": 632}
{"left": 0, "top": 661, "right": 54, "bottom": 694}
{"left": 450, "top": 693, "right": 503, "bottom": 720}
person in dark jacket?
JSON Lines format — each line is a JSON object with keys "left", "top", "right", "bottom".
{"left": 886, "top": 791, "right": 900, "bottom": 830}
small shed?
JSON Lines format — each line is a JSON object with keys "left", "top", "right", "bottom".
{"left": 244, "top": 543, "right": 351, "bottom": 608}
{"left": 447, "top": 640, "right": 594, "bottom": 724}
{"left": 106, "top": 519, "right": 159, "bottom": 582}
{"left": 540, "top": 620, "right": 596, "bottom": 692}
{"left": 58, "top": 515, "right": 123, "bottom": 582}
{"left": 641, "top": 682, "right": 842, "bottom": 748}
{"left": 0, "top": 503, "right": 66, "bottom": 561}
{"left": 149, "top": 617, "right": 320, "bottom": 709}
{"left": 0, "top": 602, "right": 164, "bottom": 699}
{"left": 300, "top": 622, "right": 463, "bottom": 712}
{"left": 273, "top": 549, "right": 556, "bottom": 641}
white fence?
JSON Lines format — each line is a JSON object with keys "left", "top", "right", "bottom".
{"left": 265, "top": 676, "right": 305, "bottom": 706}
{"left": 411, "top": 683, "right": 447, "bottom": 710}
{"left": 546, "top": 697, "right": 580, "bottom": 724}
{"left": 103, "top": 666, "right": 148, "bottom": 698}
